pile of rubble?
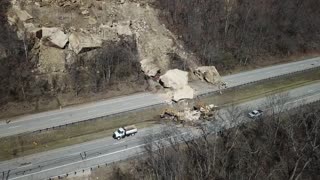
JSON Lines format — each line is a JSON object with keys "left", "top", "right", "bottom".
{"left": 160, "top": 101, "right": 218, "bottom": 124}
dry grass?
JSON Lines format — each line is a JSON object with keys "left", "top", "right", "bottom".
{"left": 200, "top": 68, "right": 320, "bottom": 106}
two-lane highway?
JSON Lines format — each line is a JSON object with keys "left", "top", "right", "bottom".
{"left": 1, "top": 82, "right": 320, "bottom": 180}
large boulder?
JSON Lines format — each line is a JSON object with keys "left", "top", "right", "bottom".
{"left": 160, "top": 69, "right": 194, "bottom": 101}
{"left": 42, "top": 27, "right": 60, "bottom": 38}
{"left": 69, "top": 32, "right": 102, "bottom": 54}
{"left": 160, "top": 69, "right": 188, "bottom": 89}
{"left": 13, "top": 7, "right": 33, "bottom": 22}
{"left": 47, "top": 30, "right": 69, "bottom": 49}
{"left": 194, "top": 66, "right": 221, "bottom": 84}
{"left": 173, "top": 85, "right": 194, "bottom": 102}
{"left": 140, "top": 59, "right": 160, "bottom": 77}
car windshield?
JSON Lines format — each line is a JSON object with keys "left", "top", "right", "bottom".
{"left": 118, "top": 129, "right": 124, "bottom": 133}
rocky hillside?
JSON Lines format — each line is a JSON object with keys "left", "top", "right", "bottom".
{"left": 0, "top": 0, "right": 319, "bottom": 117}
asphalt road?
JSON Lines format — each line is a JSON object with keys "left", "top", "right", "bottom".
{"left": 0, "top": 57, "right": 319, "bottom": 138}
{"left": 1, "top": 82, "right": 320, "bottom": 180}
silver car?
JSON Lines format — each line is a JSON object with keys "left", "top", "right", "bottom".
{"left": 248, "top": 110, "right": 263, "bottom": 118}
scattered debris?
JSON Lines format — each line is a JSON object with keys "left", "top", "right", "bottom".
{"left": 160, "top": 102, "right": 218, "bottom": 123}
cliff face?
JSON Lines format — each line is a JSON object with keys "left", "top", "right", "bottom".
{"left": 0, "top": 0, "right": 319, "bottom": 117}
{"left": 0, "top": 0, "right": 199, "bottom": 117}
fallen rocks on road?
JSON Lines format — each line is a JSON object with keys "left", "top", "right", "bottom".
{"left": 194, "top": 66, "right": 222, "bottom": 84}
{"left": 160, "top": 69, "right": 194, "bottom": 101}
{"left": 160, "top": 69, "right": 188, "bottom": 89}
{"left": 173, "top": 86, "right": 194, "bottom": 102}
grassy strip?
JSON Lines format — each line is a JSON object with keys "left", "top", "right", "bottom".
{"left": 0, "top": 69, "right": 319, "bottom": 161}
{"left": 200, "top": 69, "right": 320, "bottom": 106}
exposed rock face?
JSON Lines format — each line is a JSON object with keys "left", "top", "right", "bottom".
{"left": 38, "top": 44, "right": 66, "bottom": 73}
{"left": 68, "top": 33, "right": 102, "bottom": 54}
{"left": 13, "top": 7, "right": 33, "bottom": 22}
{"left": 117, "top": 21, "right": 132, "bottom": 36}
{"left": 41, "top": 27, "right": 60, "bottom": 38}
{"left": 47, "top": 30, "right": 69, "bottom": 49}
{"left": 160, "top": 69, "right": 194, "bottom": 101}
{"left": 194, "top": 66, "right": 222, "bottom": 84}
{"left": 140, "top": 59, "right": 160, "bottom": 77}
{"left": 160, "top": 69, "right": 188, "bottom": 89}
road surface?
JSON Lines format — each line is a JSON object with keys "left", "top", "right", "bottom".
{"left": 1, "top": 82, "right": 320, "bottom": 180}
{"left": 0, "top": 57, "right": 319, "bottom": 137}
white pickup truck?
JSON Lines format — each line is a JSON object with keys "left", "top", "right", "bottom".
{"left": 113, "top": 125, "right": 138, "bottom": 140}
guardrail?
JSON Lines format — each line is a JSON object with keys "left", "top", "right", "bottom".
{"left": 22, "top": 66, "right": 319, "bottom": 135}
{"left": 2, "top": 98, "right": 320, "bottom": 180}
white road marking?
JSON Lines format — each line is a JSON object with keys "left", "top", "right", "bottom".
{"left": 9, "top": 132, "right": 189, "bottom": 180}
{"left": 88, "top": 110, "right": 98, "bottom": 113}
{"left": 8, "top": 126, "right": 20, "bottom": 129}
{"left": 49, "top": 117, "right": 60, "bottom": 121}
{"left": 9, "top": 144, "right": 145, "bottom": 180}
{"left": 113, "top": 140, "right": 127, "bottom": 145}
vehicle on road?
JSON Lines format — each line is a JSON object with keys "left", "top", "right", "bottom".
{"left": 113, "top": 125, "right": 137, "bottom": 140}
{"left": 248, "top": 110, "right": 263, "bottom": 118}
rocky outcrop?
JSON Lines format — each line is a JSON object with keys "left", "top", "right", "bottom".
{"left": 194, "top": 66, "right": 222, "bottom": 84}
{"left": 68, "top": 33, "right": 102, "bottom": 54}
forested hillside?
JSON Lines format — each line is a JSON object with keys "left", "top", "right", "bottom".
{"left": 153, "top": 0, "right": 320, "bottom": 71}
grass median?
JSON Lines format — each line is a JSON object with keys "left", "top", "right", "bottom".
{"left": 0, "top": 68, "right": 319, "bottom": 161}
